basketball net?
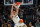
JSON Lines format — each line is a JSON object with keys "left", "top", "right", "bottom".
{"left": 15, "top": 2, "right": 21, "bottom": 9}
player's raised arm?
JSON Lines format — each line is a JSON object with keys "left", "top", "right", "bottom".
{"left": 10, "top": 3, "right": 16, "bottom": 18}
{"left": 10, "top": 4, "right": 13, "bottom": 19}
{"left": 15, "top": 6, "right": 18, "bottom": 15}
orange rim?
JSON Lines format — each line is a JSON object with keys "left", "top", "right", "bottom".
{"left": 15, "top": 2, "right": 21, "bottom": 5}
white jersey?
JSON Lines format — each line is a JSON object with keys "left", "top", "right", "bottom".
{"left": 12, "top": 13, "right": 25, "bottom": 27}
{"left": 12, "top": 13, "right": 20, "bottom": 24}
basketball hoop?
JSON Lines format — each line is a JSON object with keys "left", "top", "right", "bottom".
{"left": 15, "top": 2, "right": 21, "bottom": 9}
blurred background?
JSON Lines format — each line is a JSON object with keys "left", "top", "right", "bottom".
{"left": 0, "top": 0, "right": 40, "bottom": 27}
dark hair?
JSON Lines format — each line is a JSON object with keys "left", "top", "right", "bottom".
{"left": 13, "top": 8, "right": 16, "bottom": 11}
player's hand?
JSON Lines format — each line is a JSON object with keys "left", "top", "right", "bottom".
{"left": 12, "top": 3, "right": 16, "bottom": 6}
{"left": 12, "top": 3, "right": 18, "bottom": 9}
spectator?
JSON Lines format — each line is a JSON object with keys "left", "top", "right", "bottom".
{"left": 0, "top": 19, "right": 2, "bottom": 27}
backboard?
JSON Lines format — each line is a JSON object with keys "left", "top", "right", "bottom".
{"left": 4, "top": 0, "right": 33, "bottom": 5}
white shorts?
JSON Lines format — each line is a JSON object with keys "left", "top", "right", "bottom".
{"left": 14, "top": 23, "right": 25, "bottom": 27}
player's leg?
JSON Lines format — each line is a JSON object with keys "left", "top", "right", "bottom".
{"left": 14, "top": 25, "right": 17, "bottom": 27}
{"left": 23, "top": 24, "right": 27, "bottom": 27}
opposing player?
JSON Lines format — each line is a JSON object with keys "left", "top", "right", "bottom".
{"left": 10, "top": 3, "right": 27, "bottom": 27}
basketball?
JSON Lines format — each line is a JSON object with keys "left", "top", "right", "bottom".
{"left": 19, "top": 19, "right": 23, "bottom": 23}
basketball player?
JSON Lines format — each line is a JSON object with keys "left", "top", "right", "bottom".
{"left": 10, "top": 3, "right": 27, "bottom": 27}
